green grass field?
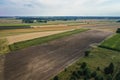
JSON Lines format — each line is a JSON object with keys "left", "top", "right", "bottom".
{"left": 100, "top": 33, "right": 120, "bottom": 51}
{"left": 51, "top": 47, "right": 120, "bottom": 80}
{"left": 9, "top": 29, "right": 88, "bottom": 51}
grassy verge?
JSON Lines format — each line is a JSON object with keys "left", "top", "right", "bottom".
{"left": 51, "top": 47, "right": 120, "bottom": 80}
{"left": 99, "top": 33, "right": 120, "bottom": 51}
{"left": 9, "top": 29, "right": 88, "bottom": 51}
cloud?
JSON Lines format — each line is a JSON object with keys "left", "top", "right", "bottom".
{"left": 0, "top": 0, "right": 120, "bottom": 16}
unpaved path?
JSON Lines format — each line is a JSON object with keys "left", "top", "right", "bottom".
{"left": 3, "top": 30, "right": 112, "bottom": 80}
{"left": 6, "top": 30, "right": 74, "bottom": 44}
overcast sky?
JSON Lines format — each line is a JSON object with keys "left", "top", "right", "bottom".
{"left": 0, "top": 0, "right": 120, "bottom": 16}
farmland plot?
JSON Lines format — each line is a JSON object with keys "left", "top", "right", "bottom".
{"left": 3, "top": 30, "right": 112, "bottom": 80}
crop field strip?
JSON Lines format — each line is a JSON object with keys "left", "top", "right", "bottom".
{"left": 0, "top": 26, "right": 76, "bottom": 37}
{"left": 9, "top": 29, "right": 88, "bottom": 51}
{"left": 7, "top": 30, "right": 75, "bottom": 44}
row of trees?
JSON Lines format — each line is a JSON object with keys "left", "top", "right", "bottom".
{"left": 17, "top": 16, "right": 120, "bottom": 21}
{"left": 22, "top": 19, "right": 47, "bottom": 23}
{"left": 53, "top": 62, "right": 120, "bottom": 80}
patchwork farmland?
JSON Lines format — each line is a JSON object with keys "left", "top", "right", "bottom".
{"left": 0, "top": 17, "right": 120, "bottom": 80}
{"left": 4, "top": 30, "right": 111, "bottom": 80}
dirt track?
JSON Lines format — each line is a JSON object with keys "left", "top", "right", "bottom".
{"left": 3, "top": 30, "right": 112, "bottom": 80}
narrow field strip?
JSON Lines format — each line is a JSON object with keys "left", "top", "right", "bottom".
{"left": 9, "top": 29, "right": 88, "bottom": 51}
{"left": 7, "top": 30, "right": 74, "bottom": 44}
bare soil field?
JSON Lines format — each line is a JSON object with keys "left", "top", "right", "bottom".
{"left": 3, "top": 30, "right": 112, "bottom": 80}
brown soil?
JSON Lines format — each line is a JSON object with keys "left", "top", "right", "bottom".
{"left": 3, "top": 30, "right": 112, "bottom": 80}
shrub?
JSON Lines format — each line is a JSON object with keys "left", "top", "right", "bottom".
{"left": 104, "top": 63, "right": 114, "bottom": 75}
{"left": 91, "top": 71, "right": 97, "bottom": 77}
{"left": 96, "top": 67, "right": 100, "bottom": 71}
{"left": 115, "top": 71, "right": 120, "bottom": 80}
{"left": 108, "top": 63, "right": 114, "bottom": 74}
{"left": 106, "top": 75, "right": 112, "bottom": 80}
{"left": 95, "top": 75, "right": 104, "bottom": 80}
{"left": 72, "top": 71, "right": 79, "bottom": 79}
{"left": 53, "top": 76, "right": 59, "bottom": 80}
{"left": 104, "top": 67, "right": 110, "bottom": 74}
{"left": 81, "top": 62, "right": 87, "bottom": 69}
{"left": 84, "top": 76, "right": 89, "bottom": 80}
{"left": 116, "top": 28, "right": 120, "bottom": 33}
{"left": 84, "top": 50, "right": 90, "bottom": 57}
{"left": 70, "top": 75, "right": 77, "bottom": 80}
{"left": 64, "top": 68, "right": 67, "bottom": 72}
{"left": 84, "top": 68, "right": 91, "bottom": 78}
{"left": 77, "top": 70, "right": 83, "bottom": 76}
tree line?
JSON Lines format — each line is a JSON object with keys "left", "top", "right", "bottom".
{"left": 22, "top": 19, "right": 47, "bottom": 23}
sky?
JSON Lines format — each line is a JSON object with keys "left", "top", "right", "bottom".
{"left": 0, "top": 0, "right": 120, "bottom": 16}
